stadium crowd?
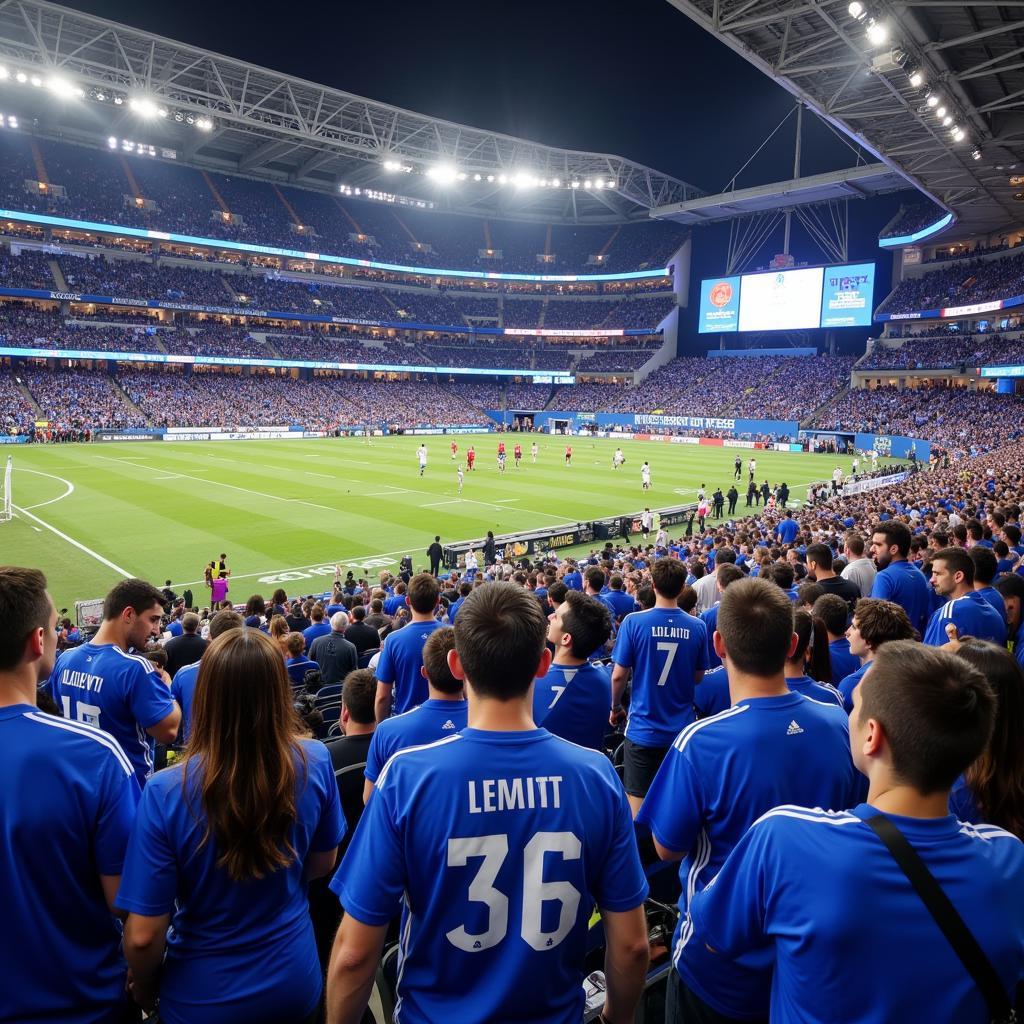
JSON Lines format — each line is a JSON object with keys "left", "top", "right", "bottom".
{"left": 879, "top": 251, "right": 1024, "bottom": 315}
{"left": 861, "top": 332, "right": 1024, "bottom": 370}
{"left": 5, "top": 429, "right": 1024, "bottom": 1024}
{"left": 880, "top": 202, "right": 948, "bottom": 239}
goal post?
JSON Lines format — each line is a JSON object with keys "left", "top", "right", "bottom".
{"left": 0, "top": 455, "right": 12, "bottom": 523}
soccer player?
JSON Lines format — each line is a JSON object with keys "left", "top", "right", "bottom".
{"left": 641, "top": 461, "right": 652, "bottom": 490}
{"left": 497, "top": 439, "right": 506, "bottom": 460}
{"left": 748, "top": 456, "right": 756, "bottom": 482}
{"left": 869, "top": 522, "right": 932, "bottom": 636}
{"left": 851, "top": 453, "right": 860, "bottom": 475}
{"left": 534, "top": 591, "right": 613, "bottom": 751}
{"left": 870, "top": 447, "right": 879, "bottom": 469}
{"left": 734, "top": 454, "right": 742, "bottom": 480}
{"left": 417, "top": 443, "right": 428, "bottom": 476}
{"left": 924, "top": 547, "right": 1006, "bottom": 646}
{"left": 1, "top": 566, "right": 141, "bottom": 1024}
{"left": 327, "top": 583, "right": 651, "bottom": 1024}
{"left": 513, "top": 442, "right": 522, "bottom": 467}
{"left": 686, "top": 642, "right": 1024, "bottom": 1024}
{"left": 457, "top": 464, "right": 464, "bottom": 494}
{"left": 640, "top": 507, "right": 653, "bottom": 540}
{"left": 613, "top": 447, "right": 625, "bottom": 470}
{"left": 497, "top": 450, "right": 506, "bottom": 473}
{"left": 639, "top": 578, "right": 861, "bottom": 1023}
{"left": 374, "top": 573, "right": 443, "bottom": 721}
{"left": 49, "top": 578, "right": 180, "bottom": 788}
{"left": 531, "top": 440, "right": 538, "bottom": 462}
{"left": 611, "top": 557, "right": 708, "bottom": 815}
{"left": 450, "top": 440, "right": 458, "bottom": 460}
{"left": 467, "top": 445, "right": 476, "bottom": 471}
{"left": 565, "top": 443, "right": 573, "bottom": 465}
{"left": 363, "top": 627, "right": 466, "bottom": 803}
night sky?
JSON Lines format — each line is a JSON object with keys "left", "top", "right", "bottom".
{"left": 64, "top": 0, "right": 905, "bottom": 349}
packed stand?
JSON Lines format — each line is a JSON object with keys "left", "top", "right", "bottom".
{"left": 878, "top": 250, "right": 1024, "bottom": 315}
{"left": 21, "top": 366, "right": 147, "bottom": 429}
{"left": 0, "top": 248, "right": 56, "bottom": 290}
{"left": 861, "top": 332, "right": 1024, "bottom": 370}
{"left": 879, "top": 201, "right": 948, "bottom": 239}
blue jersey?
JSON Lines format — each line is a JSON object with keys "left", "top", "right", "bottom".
{"left": 870, "top": 560, "right": 931, "bottom": 635}
{"left": 689, "top": 805, "right": 1024, "bottom": 1024}
{"left": 50, "top": 642, "right": 176, "bottom": 787}
{"left": 777, "top": 519, "right": 799, "bottom": 545}
{"left": 331, "top": 728, "right": 648, "bottom": 1024}
{"left": 923, "top": 591, "right": 1007, "bottom": 647}
{"left": 827, "top": 638, "right": 859, "bottom": 684}
{"left": 786, "top": 674, "right": 845, "bottom": 708}
{"left": 601, "top": 589, "right": 638, "bottom": 622}
{"left": 694, "top": 665, "right": 731, "bottom": 718}
{"left": 375, "top": 619, "right": 445, "bottom": 715}
{"left": 949, "top": 775, "right": 982, "bottom": 825}
{"left": 637, "top": 693, "right": 860, "bottom": 1018}
{"left": 0, "top": 704, "right": 140, "bottom": 1024}
{"left": 700, "top": 604, "right": 721, "bottom": 670}
{"left": 365, "top": 698, "right": 468, "bottom": 783}
{"left": 533, "top": 661, "right": 611, "bottom": 752}
{"left": 975, "top": 585, "right": 1007, "bottom": 623}
{"left": 170, "top": 660, "right": 200, "bottom": 742}
{"left": 837, "top": 661, "right": 871, "bottom": 713}
{"left": 302, "top": 621, "right": 331, "bottom": 647}
{"left": 116, "top": 740, "right": 343, "bottom": 1024}
{"left": 612, "top": 607, "right": 709, "bottom": 747}
{"left": 563, "top": 570, "right": 583, "bottom": 591}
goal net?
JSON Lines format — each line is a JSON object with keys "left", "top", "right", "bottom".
{"left": 0, "top": 456, "right": 11, "bottom": 523}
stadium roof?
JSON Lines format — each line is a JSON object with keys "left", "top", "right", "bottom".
{"left": 0, "top": 0, "right": 703, "bottom": 226}
{"left": 652, "top": 162, "right": 907, "bottom": 225}
{"left": 664, "top": 0, "right": 1024, "bottom": 240}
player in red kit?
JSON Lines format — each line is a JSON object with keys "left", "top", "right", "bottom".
{"left": 497, "top": 440, "right": 506, "bottom": 457}
{"left": 450, "top": 440, "right": 458, "bottom": 460}
{"left": 565, "top": 444, "right": 573, "bottom": 465}
{"left": 513, "top": 443, "right": 522, "bottom": 468}
{"left": 466, "top": 446, "right": 476, "bottom": 471}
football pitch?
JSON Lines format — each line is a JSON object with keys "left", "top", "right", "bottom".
{"left": 3, "top": 435, "right": 892, "bottom": 609}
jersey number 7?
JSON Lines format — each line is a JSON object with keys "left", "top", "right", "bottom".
{"left": 656, "top": 641, "right": 679, "bottom": 686}
{"left": 446, "top": 832, "right": 582, "bottom": 952}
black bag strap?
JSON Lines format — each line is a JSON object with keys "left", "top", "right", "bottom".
{"left": 866, "top": 814, "right": 1015, "bottom": 1024}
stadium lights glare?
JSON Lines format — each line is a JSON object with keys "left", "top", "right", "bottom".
{"left": 473, "top": 173, "right": 482, "bottom": 181}
{"left": 570, "top": 180, "right": 581, "bottom": 188}
{"left": 14, "top": 71, "right": 26, "bottom": 83}
{"left": 486, "top": 174, "right": 495, "bottom": 182}
{"left": 866, "top": 20, "right": 888, "bottom": 45}
{"left": 953, "top": 129, "right": 964, "bottom": 141}
{"left": 583, "top": 179, "right": 593, "bottom": 189}
{"left": 0, "top": 67, "right": 8, "bottom": 80}
{"left": 130, "top": 97, "right": 160, "bottom": 119}
{"left": 107, "top": 135, "right": 116, "bottom": 148}
{"left": 942, "top": 115, "right": 952, "bottom": 126}
{"left": 425, "top": 163, "right": 459, "bottom": 184}
{"left": 926, "top": 93, "right": 939, "bottom": 107}
{"left": 29, "top": 75, "right": 41, "bottom": 87}
{"left": 48, "top": 76, "right": 84, "bottom": 99}
{"left": 498, "top": 173, "right": 508, "bottom": 184}
{"left": 909, "top": 70, "right": 924, "bottom": 88}
{"left": 972, "top": 148, "right": 982, "bottom": 160}
{"left": 195, "top": 116, "right": 214, "bottom": 131}
{"left": 552, "top": 177, "right": 561, "bottom": 187}
{"left": 936, "top": 105, "right": 946, "bottom": 118}
{"left": 848, "top": 1, "right": 864, "bottom": 17}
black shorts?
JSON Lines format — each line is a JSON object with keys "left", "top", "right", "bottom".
{"left": 622, "top": 738, "right": 671, "bottom": 798}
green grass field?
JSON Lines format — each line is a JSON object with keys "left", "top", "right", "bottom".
{"left": 3, "top": 435, "right": 895, "bottom": 609}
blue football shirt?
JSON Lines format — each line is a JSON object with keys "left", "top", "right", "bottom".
{"left": 533, "top": 661, "right": 612, "bottom": 752}
{"left": 689, "top": 805, "right": 1024, "bottom": 1024}
{"left": 693, "top": 666, "right": 731, "bottom": 718}
{"left": 975, "top": 585, "right": 1007, "bottom": 623}
{"left": 637, "top": 693, "right": 861, "bottom": 1018}
{"left": 700, "top": 604, "right": 721, "bottom": 670}
{"left": 302, "top": 621, "right": 332, "bottom": 647}
{"left": 332, "top": 728, "right": 648, "bottom": 1024}
{"left": 50, "top": 642, "right": 177, "bottom": 787}
{"left": 365, "top": 698, "right": 468, "bottom": 783}
{"left": 786, "top": 675, "right": 845, "bottom": 709}
{"left": 923, "top": 592, "right": 1007, "bottom": 647}
{"left": 837, "top": 661, "right": 871, "bottom": 713}
{"left": 116, "top": 740, "right": 343, "bottom": 1024}
{"left": 870, "top": 560, "right": 932, "bottom": 635}
{"left": 777, "top": 519, "right": 799, "bottom": 545}
{"left": 170, "top": 660, "right": 200, "bottom": 742}
{"left": 375, "top": 619, "right": 444, "bottom": 714}
{"left": 827, "top": 638, "right": 860, "bottom": 684}
{"left": 0, "top": 704, "right": 140, "bottom": 1024}
{"left": 612, "top": 607, "right": 709, "bottom": 747}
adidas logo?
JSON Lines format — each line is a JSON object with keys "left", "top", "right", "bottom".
{"left": 786, "top": 720, "right": 804, "bottom": 736}
{"left": 442, "top": 720, "right": 456, "bottom": 730}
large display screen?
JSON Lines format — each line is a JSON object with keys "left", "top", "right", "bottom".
{"left": 698, "top": 261, "right": 876, "bottom": 333}
{"left": 820, "top": 262, "right": 876, "bottom": 328}
{"left": 698, "top": 276, "right": 741, "bottom": 333}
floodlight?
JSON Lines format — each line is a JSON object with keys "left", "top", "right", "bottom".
{"left": 942, "top": 115, "right": 952, "bottom": 126}
{"left": 498, "top": 173, "right": 508, "bottom": 184}
{"left": 583, "top": 179, "right": 593, "bottom": 189}
{"left": 130, "top": 97, "right": 159, "bottom": 119}
{"left": 952, "top": 129, "right": 964, "bottom": 141}
{"left": 456, "top": 172, "right": 467, "bottom": 180}
{"left": 107, "top": 135, "right": 117, "bottom": 148}
{"left": 551, "top": 177, "right": 561, "bottom": 187}
{"left": 608, "top": 179, "right": 617, "bottom": 189}
{"left": 909, "top": 71, "right": 923, "bottom": 88}
{"left": 195, "top": 117, "right": 213, "bottom": 131}
{"left": 936, "top": 105, "right": 946, "bottom": 118}
{"left": 848, "top": 1, "right": 864, "bottom": 17}
{"left": 426, "top": 163, "right": 458, "bottom": 184}
{"left": 473, "top": 173, "right": 482, "bottom": 181}
{"left": 486, "top": 174, "right": 495, "bottom": 182}
{"left": 570, "top": 180, "right": 581, "bottom": 188}
{"left": 15, "top": 71, "right": 26, "bottom": 83}
{"left": 29, "top": 75, "right": 41, "bottom": 87}
{"left": 113, "top": 95, "right": 124, "bottom": 105}
{"left": 0, "top": 67, "right": 9, "bottom": 80}
{"left": 926, "top": 93, "right": 939, "bottom": 107}
{"left": 866, "top": 20, "right": 887, "bottom": 45}
{"left": 595, "top": 178, "right": 605, "bottom": 189}
{"left": 971, "top": 148, "right": 982, "bottom": 160}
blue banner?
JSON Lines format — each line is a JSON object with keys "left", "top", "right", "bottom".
{"left": 853, "top": 432, "right": 931, "bottom": 461}
{"left": 820, "top": 262, "right": 875, "bottom": 328}
{"left": 697, "top": 276, "right": 740, "bottom": 334}
{"left": 0, "top": 434, "right": 28, "bottom": 444}
{"left": 532, "top": 411, "right": 798, "bottom": 437}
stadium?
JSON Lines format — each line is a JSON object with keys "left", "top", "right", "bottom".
{"left": 1, "top": 0, "right": 1023, "bottom": 1022}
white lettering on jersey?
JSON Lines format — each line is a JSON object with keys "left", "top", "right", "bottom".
{"left": 650, "top": 625, "right": 691, "bottom": 639}
{"left": 58, "top": 669, "right": 105, "bottom": 692}
{"left": 468, "top": 775, "right": 563, "bottom": 813}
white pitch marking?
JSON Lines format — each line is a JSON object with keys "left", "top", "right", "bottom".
{"left": 13, "top": 504, "right": 131, "bottom": 577}
{"left": 305, "top": 472, "right": 335, "bottom": 479}
{"left": 13, "top": 467, "right": 75, "bottom": 511}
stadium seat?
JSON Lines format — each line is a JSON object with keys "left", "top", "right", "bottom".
{"left": 356, "top": 647, "right": 380, "bottom": 670}
{"left": 314, "top": 683, "right": 343, "bottom": 703}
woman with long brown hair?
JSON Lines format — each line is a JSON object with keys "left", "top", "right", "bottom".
{"left": 784, "top": 609, "right": 844, "bottom": 707}
{"left": 951, "top": 638, "right": 1024, "bottom": 838}
{"left": 116, "top": 628, "right": 343, "bottom": 1024}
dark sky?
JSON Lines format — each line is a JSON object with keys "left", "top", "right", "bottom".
{"left": 65, "top": 0, "right": 903, "bottom": 347}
